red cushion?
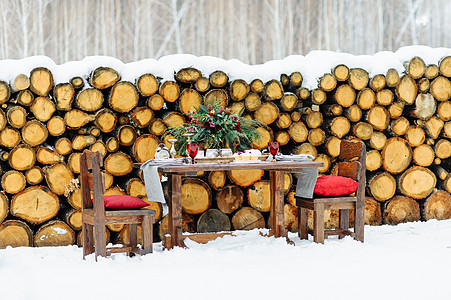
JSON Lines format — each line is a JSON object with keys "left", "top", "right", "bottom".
{"left": 93, "top": 195, "right": 149, "bottom": 210}
{"left": 313, "top": 175, "right": 359, "bottom": 196}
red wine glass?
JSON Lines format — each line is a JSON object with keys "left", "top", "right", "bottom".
{"left": 187, "top": 143, "right": 199, "bottom": 164}
{"left": 268, "top": 142, "right": 279, "bottom": 161}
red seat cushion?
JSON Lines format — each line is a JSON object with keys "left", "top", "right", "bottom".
{"left": 313, "top": 175, "right": 359, "bottom": 196}
{"left": 93, "top": 195, "right": 149, "bottom": 210}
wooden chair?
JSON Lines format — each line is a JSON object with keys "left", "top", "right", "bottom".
{"left": 296, "top": 140, "right": 366, "bottom": 244}
{"left": 80, "top": 150, "right": 155, "bottom": 260}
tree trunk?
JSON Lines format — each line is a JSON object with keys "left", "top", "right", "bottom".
{"left": 148, "top": 118, "right": 167, "bottom": 136}
{"left": 47, "top": 116, "right": 66, "bottom": 136}
{"left": 231, "top": 207, "right": 265, "bottom": 230}
{"left": 63, "top": 208, "right": 82, "bottom": 231}
{"left": 43, "top": 163, "right": 74, "bottom": 195}
{"left": 180, "top": 178, "right": 212, "bottom": 215}
{"left": 308, "top": 128, "right": 326, "bottom": 146}
{"left": 106, "top": 137, "right": 120, "bottom": 153}
{"left": 36, "top": 147, "right": 64, "bottom": 164}
{"left": 348, "top": 68, "right": 369, "bottom": 90}
{"left": 388, "top": 101, "right": 405, "bottom": 119}
{"left": 250, "top": 79, "right": 264, "bottom": 94}
{"left": 108, "top": 81, "right": 139, "bottom": 113}
{"left": 104, "top": 152, "right": 133, "bottom": 176}
{"left": 423, "top": 190, "right": 451, "bottom": 220}
{"left": 366, "top": 150, "right": 382, "bottom": 171}
{"left": 435, "top": 139, "right": 451, "bottom": 159}
{"left": 430, "top": 76, "right": 451, "bottom": 101}
{"left": 333, "top": 64, "right": 350, "bottom": 81}
{"left": 0, "top": 128, "right": 20, "bottom": 151}
{"left": 437, "top": 101, "right": 451, "bottom": 121}
{"left": 254, "top": 101, "right": 279, "bottom": 125}
{"left": 208, "top": 171, "right": 226, "bottom": 191}
{"left": 263, "top": 79, "right": 284, "bottom": 101}
{"left": 1, "top": 170, "right": 26, "bottom": 194}
{"left": 376, "top": 89, "right": 394, "bottom": 106}
{"left": 425, "top": 64, "right": 439, "bottom": 80}
{"left": 353, "top": 122, "right": 373, "bottom": 140}
{"left": 9, "top": 144, "right": 36, "bottom": 171}
{"left": 147, "top": 94, "right": 165, "bottom": 111}
{"left": 179, "top": 88, "right": 202, "bottom": 114}
{"left": 384, "top": 196, "right": 420, "bottom": 225}
{"left": 11, "top": 186, "right": 59, "bottom": 224}
{"left": 55, "top": 138, "right": 73, "bottom": 156}
{"left": 175, "top": 67, "right": 201, "bottom": 84}
{"left": 344, "top": 104, "right": 362, "bottom": 122}
{"left": 252, "top": 126, "right": 273, "bottom": 150}
{"left": 90, "top": 66, "right": 120, "bottom": 89}
{"left": 382, "top": 137, "right": 412, "bottom": 174}
{"left": 76, "top": 88, "right": 104, "bottom": 112}
{"left": 70, "top": 76, "right": 84, "bottom": 90}
{"left": 227, "top": 169, "right": 264, "bottom": 188}
{"left": 280, "top": 93, "right": 298, "bottom": 111}
{"left": 10, "top": 74, "right": 30, "bottom": 93}
{"left": 25, "top": 166, "right": 44, "bottom": 185}
{"left": 367, "top": 105, "right": 390, "bottom": 131}
{"left": 6, "top": 106, "right": 27, "bottom": 129}
{"left": 275, "top": 113, "right": 292, "bottom": 129}
{"left": 162, "top": 111, "right": 185, "bottom": 128}
{"left": 136, "top": 73, "right": 158, "bottom": 96}
{"left": 368, "top": 172, "right": 396, "bottom": 202}
{"left": 326, "top": 116, "right": 350, "bottom": 138}
{"left": 275, "top": 131, "right": 290, "bottom": 146}
{"left": 412, "top": 144, "right": 435, "bottom": 167}
{"left": 197, "top": 209, "right": 231, "bottom": 233}
{"left": 33, "top": 220, "right": 75, "bottom": 247}
{"left": 407, "top": 56, "right": 426, "bottom": 79}
{"left": 209, "top": 70, "right": 229, "bottom": 88}
{"left": 72, "top": 135, "right": 96, "bottom": 151}
{"left": 288, "top": 122, "right": 308, "bottom": 143}
{"left": 64, "top": 109, "right": 95, "bottom": 129}
{"left": 0, "top": 220, "right": 33, "bottom": 248}
{"left": 30, "top": 67, "right": 53, "bottom": 96}
{"left": 385, "top": 68, "right": 400, "bottom": 87}
{"left": 230, "top": 79, "right": 249, "bottom": 102}
{"left": 159, "top": 81, "right": 180, "bottom": 103}
{"left": 132, "top": 134, "right": 159, "bottom": 163}
{"left": 244, "top": 92, "right": 261, "bottom": 112}
{"left": 319, "top": 73, "right": 337, "bottom": 92}
{"left": 30, "top": 96, "right": 56, "bottom": 122}
{"left": 17, "top": 90, "right": 34, "bottom": 106}
{"left": 194, "top": 77, "right": 210, "bottom": 93}
{"left": 334, "top": 84, "right": 356, "bottom": 107}
{"left": 364, "top": 197, "right": 382, "bottom": 225}
{"left": 396, "top": 75, "right": 417, "bottom": 104}
{"left": 247, "top": 180, "right": 271, "bottom": 212}
{"left": 405, "top": 126, "right": 425, "bottom": 147}
{"left": 398, "top": 166, "right": 436, "bottom": 199}
{"left": 53, "top": 83, "right": 75, "bottom": 111}
{"left": 21, "top": 120, "right": 48, "bottom": 147}
{"left": 369, "top": 74, "right": 386, "bottom": 92}
{"left": 216, "top": 185, "right": 243, "bottom": 214}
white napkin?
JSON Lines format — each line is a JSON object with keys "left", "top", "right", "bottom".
{"left": 275, "top": 154, "right": 314, "bottom": 161}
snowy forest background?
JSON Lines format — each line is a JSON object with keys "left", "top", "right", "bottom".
{"left": 0, "top": 0, "right": 450, "bottom": 64}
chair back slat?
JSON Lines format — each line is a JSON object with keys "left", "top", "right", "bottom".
{"left": 339, "top": 140, "right": 364, "bottom": 160}
{"left": 337, "top": 161, "right": 360, "bottom": 181}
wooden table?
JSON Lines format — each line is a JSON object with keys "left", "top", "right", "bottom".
{"left": 156, "top": 160, "right": 323, "bottom": 249}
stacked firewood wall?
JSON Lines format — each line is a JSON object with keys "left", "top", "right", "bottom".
{"left": 0, "top": 56, "right": 450, "bottom": 248}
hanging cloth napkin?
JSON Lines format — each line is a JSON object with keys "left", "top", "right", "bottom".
{"left": 140, "top": 158, "right": 188, "bottom": 204}
{"left": 275, "top": 154, "right": 318, "bottom": 198}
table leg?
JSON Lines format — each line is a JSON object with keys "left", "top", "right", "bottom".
{"left": 270, "top": 170, "right": 286, "bottom": 239}
{"left": 167, "top": 174, "right": 186, "bottom": 249}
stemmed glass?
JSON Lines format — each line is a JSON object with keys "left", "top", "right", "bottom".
{"left": 187, "top": 143, "right": 199, "bottom": 164}
{"left": 268, "top": 142, "right": 280, "bottom": 161}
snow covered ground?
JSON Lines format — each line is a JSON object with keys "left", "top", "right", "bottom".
{"left": 1, "top": 219, "right": 450, "bottom": 300}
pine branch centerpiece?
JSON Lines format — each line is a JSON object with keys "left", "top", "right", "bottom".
{"left": 164, "top": 101, "right": 262, "bottom": 155}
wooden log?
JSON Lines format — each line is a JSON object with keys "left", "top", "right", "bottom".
{"left": 17, "top": 90, "right": 34, "bottom": 106}
{"left": 311, "top": 88, "right": 326, "bottom": 105}
{"left": 197, "top": 209, "right": 231, "bottom": 233}
{"left": 25, "top": 166, "right": 44, "bottom": 185}
{"left": 244, "top": 92, "right": 262, "bottom": 112}
{"left": 11, "top": 186, "right": 59, "bottom": 224}
{"left": 175, "top": 67, "right": 202, "bottom": 83}
{"left": 181, "top": 178, "right": 212, "bottom": 215}
{"left": 10, "top": 74, "right": 30, "bottom": 92}
{"left": 204, "top": 89, "right": 228, "bottom": 108}
{"left": 163, "top": 111, "right": 185, "bottom": 128}
{"left": 288, "top": 122, "right": 308, "bottom": 143}
{"left": 333, "top": 64, "right": 350, "bottom": 81}
{"left": 444, "top": 121, "right": 451, "bottom": 138}
{"left": 325, "top": 136, "right": 341, "bottom": 157}
{"left": 322, "top": 104, "right": 343, "bottom": 117}
{"left": 334, "top": 84, "right": 356, "bottom": 107}
{"left": 34, "top": 220, "right": 75, "bottom": 247}
{"left": 30, "top": 67, "right": 53, "bottom": 96}
{"left": 364, "top": 197, "right": 382, "bottom": 225}
{"left": 230, "top": 79, "right": 249, "bottom": 102}
{"left": 125, "top": 178, "right": 146, "bottom": 197}
{"left": 53, "top": 83, "right": 75, "bottom": 111}
{"left": 438, "top": 56, "right": 451, "bottom": 76}
{"left": 147, "top": 94, "right": 165, "bottom": 111}
{"left": 390, "top": 117, "right": 410, "bottom": 136}
{"left": 72, "top": 135, "right": 96, "bottom": 151}
{"left": 376, "top": 89, "right": 394, "bottom": 106}
{"left": 382, "top": 137, "right": 412, "bottom": 174}
{"left": 209, "top": 70, "right": 229, "bottom": 88}
{"left": 159, "top": 80, "right": 180, "bottom": 103}
{"left": 63, "top": 208, "right": 82, "bottom": 231}
{"left": 319, "top": 73, "right": 337, "bottom": 92}
{"left": 0, "top": 192, "right": 7, "bottom": 223}
{"left": 105, "top": 152, "right": 133, "bottom": 176}
{"left": 430, "top": 76, "right": 451, "bottom": 101}
{"left": 0, "top": 220, "right": 33, "bottom": 248}
{"left": 315, "top": 153, "right": 331, "bottom": 173}
{"left": 435, "top": 139, "right": 451, "bottom": 159}
{"left": 399, "top": 166, "right": 436, "bottom": 199}
{"left": 356, "top": 88, "right": 376, "bottom": 110}
{"left": 227, "top": 169, "right": 264, "bottom": 188}
{"left": 194, "top": 76, "right": 210, "bottom": 93}
{"left": 275, "top": 113, "right": 292, "bottom": 129}
{"left": 425, "top": 64, "right": 439, "bottom": 79}
{"left": 67, "top": 153, "right": 81, "bottom": 174}
{"left": 288, "top": 72, "right": 302, "bottom": 87}
{"left": 36, "top": 147, "right": 64, "bottom": 164}
{"left": 9, "top": 144, "right": 35, "bottom": 171}
{"left": 148, "top": 118, "right": 167, "bottom": 136}
{"left": 327, "top": 116, "right": 350, "bottom": 138}
{"left": 0, "top": 126, "right": 20, "bottom": 148}
{"left": 1, "top": 170, "right": 26, "bottom": 194}
{"left": 47, "top": 116, "right": 66, "bottom": 136}
{"left": 297, "top": 87, "right": 310, "bottom": 100}
{"left": 275, "top": 131, "right": 290, "bottom": 146}
{"left": 231, "top": 101, "right": 245, "bottom": 115}
{"left": 75, "top": 88, "right": 104, "bottom": 112}
{"left": 368, "top": 172, "right": 396, "bottom": 202}
{"left": 64, "top": 109, "right": 95, "bottom": 129}
{"left": 90, "top": 67, "right": 120, "bottom": 89}
{"left": 305, "top": 111, "right": 323, "bottom": 128}
{"left": 396, "top": 75, "right": 417, "bottom": 105}
{"left": 251, "top": 126, "right": 273, "bottom": 150}
{"left": 367, "top": 105, "right": 390, "bottom": 131}
{"left": 108, "top": 81, "right": 139, "bottom": 113}
{"left": 232, "top": 207, "right": 265, "bottom": 230}
{"left": 128, "top": 106, "right": 154, "bottom": 128}
{"left": 438, "top": 101, "right": 451, "bottom": 121}
{"left": 407, "top": 56, "right": 426, "bottom": 79}
{"left": 424, "top": 190, "right": 451, "bottom": 220}
{"left": 411, "top": 93, "right": 436, "bottom": 120}
{"left": 136, "top": 73, "right": 159, "bottom": 96}
{"left": 369, "top": 74, "right": 386, "bottom": 92}
{"left": 369, "top": 131, "right": 387, "bottom": 150}
{"left": 418, "top": 78, "right": 430, "bottom": 93}
{"left": 247, "top": 180, "right": 270, "bottom": 212}
{"left": 70, "top": 76, "right": 84, "bottom": 89}
{"left": 116, "top": 125, "right": 137, "bottom": 147}
{"left": 6, "top": 106, "right": 27, "bottom": 129}
{"left": 282, "top": 203, "right": 299, "bottom": 232}
{"left": 405, "top": 126, "right": 425, "bottom": 147}
{"left": 263, "top": 79, "right": 284, "bottom": 101}
{"left": 290, "top": 111, "right": 302, "bottom": 122}
{"left": 280, "top": 93, "right": 298, "bottom": 112}
{"left": 366, "top": 150, "right": 382, "bottom": 171}
{"left": 413, "top": 144, "right": 435, "bottom": 167}
{"left": 21, "top": 120, "right": 48, "bottom": 147}
{"left": 43, "top": 163, "right": 74, "bottom": 195}
{"left": 384, "top": 196, "right": 420, "bottom": 225}
{"left": 385, "top": 68, "right": 400, "bottom": 87}
{"left": 308, "top": 128, "right": 326, "bottom": 146}
{"left": 344, "top": 105, "right": 362, "bottom": 122}
{"left": 280, "top": 74, "right": 289, "bottom": 86}
{"left": 159, "top": 213, "right": 196, "bottom": 241}
{"left": 293, "top": 142, "right": 318, "bottom": 158}
{"left": 30, "top": 96, "right": 55, "bottom": 122}
{"left": 353, "top": 122, "right": 373, "bottom": 141}
{"left": 216, "top": 185, "right": 243, "bottom": 214}
{"left": 106, "top": 137, "right": 120, "bottom": 153}
{"left": 388, "top": 101, "right": 405, "bottom": 119}
{"left": 348, "top": 68, "right": 369, "bottom": 90}
{"left": 179, "top": 88, "right": 202, "bottom": 114}
{"left": 250, "top": 79, "right": 264, "bottom": 93}
{"left": 55, "top": 138, "right": 72, "bottom": 156}
{"left": 132, "top": 134, "right": 159, "bottom": 163}
{"left": 208, "top": 171, "right": 226, "bottom": 191}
